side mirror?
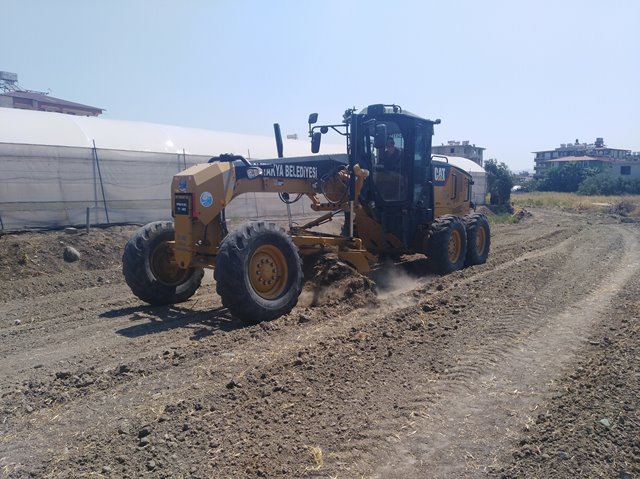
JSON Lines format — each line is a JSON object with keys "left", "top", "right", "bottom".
{"left": 311, "top": 132, "right": 322, "bottom": 153}
{"left": 308, "top": 113, "right": 318, "bottom": 125}
{"left": 374, "top": 124, "right": 387, "bottom": 149}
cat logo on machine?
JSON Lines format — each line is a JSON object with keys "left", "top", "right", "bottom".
{"left": 434, "top": 166, "right": 447, "bottom": 182}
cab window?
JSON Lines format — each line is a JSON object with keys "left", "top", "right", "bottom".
{"left": 413, "top": 123, "right": 430, "bottom": 202}
{"left": 369, "top": 122, "right": 407, "bottom": 201}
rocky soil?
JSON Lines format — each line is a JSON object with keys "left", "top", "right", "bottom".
{"left": 1, "top": 208, "right": 638, "bottom": 478}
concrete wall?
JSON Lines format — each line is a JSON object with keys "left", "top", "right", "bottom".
{"left": 604, "top": 162, "right": 640, "bottom": 179}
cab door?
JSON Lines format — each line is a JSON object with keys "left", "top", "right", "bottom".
{"left": 413, "top": 122, "right": 434, "bottom": 224}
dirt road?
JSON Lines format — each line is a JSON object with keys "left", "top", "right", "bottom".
{"left": 1, "top": 208, "right": 639, "bottom": 478}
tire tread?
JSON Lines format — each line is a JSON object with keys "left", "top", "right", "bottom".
{"left": 215, "top": 221, "right": 302, "bottom": 324}
{"left": 122, "top": 221, "right": 203, "bottom": 305}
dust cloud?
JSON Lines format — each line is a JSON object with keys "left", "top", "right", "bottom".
{"left": 299, "top": 253, "right": 433, "bottom": 311}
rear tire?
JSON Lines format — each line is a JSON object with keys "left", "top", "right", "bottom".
{"left": 463, "top": 213, "right": 491, "bottom": 266}
{"left": 215, "top": 221, "right": 303, "bottom": 324}
{"left": 425, "top": 215, "right": 467, "bottom": 275}
{"left": 122, "top": 221, "right": 204, "bottom": 305}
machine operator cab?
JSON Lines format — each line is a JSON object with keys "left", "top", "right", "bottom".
{"left": 309, "top": 104, "right": 441, "bottom": 247}
{"left": 358, "top": 104, "right": 439, "bottom": 213}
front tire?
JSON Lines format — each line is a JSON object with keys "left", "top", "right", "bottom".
{"left": 425, "top": 215, "right": 467, "bottom": 275}
{"left": 463, "top": 213, "right": 491, "bottom": 266}
{"left": 215, "top": 221, "right": 303, "bottom": 324}
{"left": 122, "top": 221, "right": 204, "bottom": 305}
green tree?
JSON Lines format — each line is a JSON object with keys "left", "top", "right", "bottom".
{"left": 539, "top": 162, "right": 598, "bottom": 192}
{"left": 484, "top": 159, "right": 513, "bottom": 206}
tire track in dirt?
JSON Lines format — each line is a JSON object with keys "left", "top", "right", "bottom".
{"left": 141, "top": 214, "right": 600, "bottom": 477}
{"left": 307, "top": 220, "right": 596, "bottom": 476}
{"left": 500, "top": 270, "right": 640, "bottom": 478}
{"left": 371, "top": 224, "right": 640, "bottom": 478}
{"left": 2, "top": 209, "right": 629, "bottom": 478}
{"left": 0, "top": 274, "right": 222, "bottom": 373}
{"left": 1, "top": 250, "right": 438, "bottom": 477}
{"left": 0, "top": 286, "right": 221, "bottom": 382}
{"left": 0, "top": 283, "right": 382, "bottom": 475}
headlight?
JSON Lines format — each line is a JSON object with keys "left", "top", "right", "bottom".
{"left": 246, "top": 167, "right": 263, "bottom": 179}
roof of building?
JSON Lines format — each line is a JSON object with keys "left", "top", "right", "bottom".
{"left": 0, "top": 107, "right": 343, "bottom": 158}
{"left": 0, "top": 91, "right": 104, "bottom": 113}
{"left": 434, "top": 143, "right": 485, "bottom": 151}
{"left": 544, "top": 156, "right": 617, "bottom": 163}
{"left": 532, "top": 145, "right": 630, "bottom": 154}
{"left": 435, "top": 155, "right": 485, "bottom": 173}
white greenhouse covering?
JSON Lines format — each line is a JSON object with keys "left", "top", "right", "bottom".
{"left": 0, "top": 108, "right": 342, "bottom": 230}
{"left": 0, "top": 108, "right": 486, "bottom": 231}
{"left": 438, "top": 155, "right": 487, "bottom": 206}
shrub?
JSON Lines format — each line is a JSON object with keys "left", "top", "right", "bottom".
{"left": 484, "top": 159, "right": 513, "bottom": 206}
{"left": 516, "top": 179, "right": 540, "bottom": 193}
{"left": 578, "top": 173, "right": 640, "bottom": 195}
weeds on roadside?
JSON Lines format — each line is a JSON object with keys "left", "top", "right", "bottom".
{"left": 304, "top": 445, "right": 324, "bottom": 471}
{"left": 511, "top": 192, "right": 640, "bottom": 216}
{"left": 17, "top": 251, "right": 31, "bottom": 266}
{"left": 487, "top": 213, "right": 517, "bottom": 225}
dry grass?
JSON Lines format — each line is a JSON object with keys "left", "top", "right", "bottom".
{"left": 512, "top": 192, "right": 640, "bottom": 216}
{"left": 305, "top": 445, "right": 324, "bottom": 470}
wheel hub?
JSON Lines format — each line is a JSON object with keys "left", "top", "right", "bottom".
{"left": 150, "top": 242, "right": 189, "bottom": 286}
{"left": 448, "top": 230, "right": 462, "bottom": 263}
{"left": 249, "top": 245, "right": 288, "bottom": 299}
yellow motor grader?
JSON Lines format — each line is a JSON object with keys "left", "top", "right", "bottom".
{"left": 122, "top": 104, "right": 490, "bottom": 323}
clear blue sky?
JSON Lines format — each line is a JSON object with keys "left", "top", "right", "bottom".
{"left": 3, "top": 0, "right": 638, "bottom": 171}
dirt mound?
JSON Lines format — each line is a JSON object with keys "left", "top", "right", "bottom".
{"left": 301, "top": 253, "right": 378, "bottom": 309}
{"left": 609, "top": 200, "right": 640, "bottom": 218}
{"left": 476, "top": 205, "right": 532, "bottom": 223}
{"left": 475, "top": 205, "right": 496, "bottom": 217}
{"left": 512, "top": 206, "right": 532, "bottom": 223}
{"left": 0, "top": 226, "right": 138, "bottom": 283}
